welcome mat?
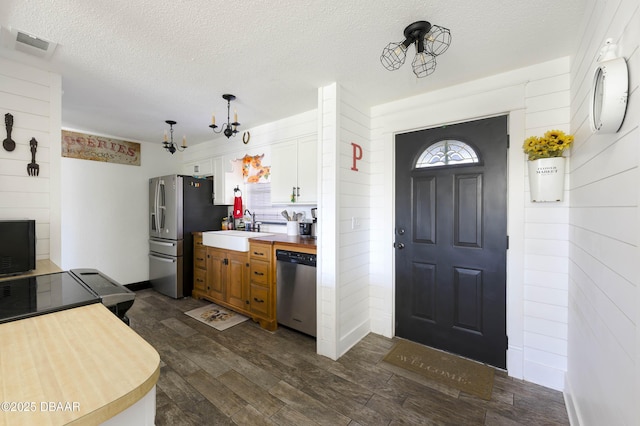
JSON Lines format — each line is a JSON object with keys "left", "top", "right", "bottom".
{"left": 185, "top": 304, "right": 249, "bottom": 331}
{"left": 383, "top": 340, "right": 495, "bottom": 400}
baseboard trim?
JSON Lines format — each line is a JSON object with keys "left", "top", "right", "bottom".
{"left": 125, "top": 281, "right": 151, "bottom": 291}
{"left": 563, "top": 373, "right": 582, "bottom": 426}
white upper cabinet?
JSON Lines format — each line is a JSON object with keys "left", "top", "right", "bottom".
{"left": 212, "top": 156, "right": 243, "bottom": 205}
{"left": 270, "top": 135, "right": 317, "bottom": 204}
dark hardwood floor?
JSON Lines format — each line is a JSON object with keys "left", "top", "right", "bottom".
{"left": 127, "top": 289, "right": 569, "bottom": 425}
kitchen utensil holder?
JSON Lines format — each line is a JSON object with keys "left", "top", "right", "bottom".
{"left": 286, "top": 221, "right": 299, "bottom": 236}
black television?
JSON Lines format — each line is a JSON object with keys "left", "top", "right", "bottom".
{"left": 0, "top": 220, "right": 36, "bottom": 276}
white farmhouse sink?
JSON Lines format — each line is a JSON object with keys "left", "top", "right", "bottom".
{"left": 202, "top": 230, "right": 274, "bottom": 252}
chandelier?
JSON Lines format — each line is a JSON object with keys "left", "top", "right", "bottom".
{"left": 162, "top": 120, "right": 186, "bottom": 154}
{"left": 380, "top": 21, "right": 451, "bottom": 78}
{"left": 209, "top": 94, "right": 240, "bottom": 138}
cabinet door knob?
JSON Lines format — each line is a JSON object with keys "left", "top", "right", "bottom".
{"left": 253, "top": 297, "right": 264, "bottom": 303}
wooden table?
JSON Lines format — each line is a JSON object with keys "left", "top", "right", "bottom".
{"left": 0, "top": 304, "right": 160, "bottom": 425}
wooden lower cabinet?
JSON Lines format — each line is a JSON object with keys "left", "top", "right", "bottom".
{"left": 226, "top": 250, "right": 250, "bottom": 310}
{"left": 191, "top": 240, "right": 275, "bottom": 330}
{"left": 192, "top": 233, "right": 207, "bottom": 293}
{"left": 249, "top": 242, "right": 276, "bottom": 331}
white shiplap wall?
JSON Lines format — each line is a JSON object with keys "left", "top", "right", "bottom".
{"left": 522, "top": 72, "right": 572, "bottom": 390}
{"left": 336, "top": 85, "right": 372, "bottom": 356}
{"left": 316, "top": 83, "right": 372, "bottom": 359}
{"left": 0, "top": 56, "right": 61, "bottom": 263}
{"left": 370, "top": 58, "right": 573, "bottom": 390}
{"left": 317, "top": 83, "right": 339, "bottom": 358}
{"left": 564, "top": 0, "right": 640, "bottom": 424}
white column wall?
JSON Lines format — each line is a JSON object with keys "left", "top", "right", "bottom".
{"left": 564, "top": 0, "right": 640, "bottom": 424}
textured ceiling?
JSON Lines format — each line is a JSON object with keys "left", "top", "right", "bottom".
{"left": 0, "top": 0, "right": 586, "bottom": 145}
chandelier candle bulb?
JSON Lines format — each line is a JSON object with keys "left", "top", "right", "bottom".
{"left": 211, "top": 114, "right": 215, "bottom": 126}
{"left": 164, "top": 130, "right": 168, "bottom": 142}
{"left": 234, "top": 109, "right": 238, "bottom": 122}
{"left": 182, "top": 136, "right": 186, "bottom": 147}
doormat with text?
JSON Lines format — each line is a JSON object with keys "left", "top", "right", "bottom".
{"left": 184, "top": 304, "right": 248, "bottom": 331}
{"left": 382, "top": 340, "right": 495, "bottom": 400}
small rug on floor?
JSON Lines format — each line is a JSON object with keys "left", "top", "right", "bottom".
{"left": 184, "top": 304, "right": 248, "bottom": 331}
{"left": 382, "top": 340, "right": 494, "bottom": 400}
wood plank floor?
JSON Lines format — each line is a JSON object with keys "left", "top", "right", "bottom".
{"left": 127, "top": 289, "right": 569, "bottom": 425}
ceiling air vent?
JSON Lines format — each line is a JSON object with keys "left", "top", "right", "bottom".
{"left": 5, "top": 27, "right": 57, "bottom": 60}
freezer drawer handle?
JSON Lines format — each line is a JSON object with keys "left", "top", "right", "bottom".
{"left": 253, "top": 297, "right": 265, "bottom": 303}
{"left": 253, "top": 271, "right": 265, "bottom": 276}
{"left": 150, "top": 240, "right": 176, "bottom": 247}
{"left": 148, "top": 254, "right": 176, "bottom": 263}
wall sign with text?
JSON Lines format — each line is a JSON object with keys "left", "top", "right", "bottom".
{"left": 61, "top": 130, "right": 141, "bottom": 166}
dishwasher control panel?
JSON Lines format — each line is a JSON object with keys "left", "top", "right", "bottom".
{"left": 276, "top": 250, "right": 316, "bottom": 267}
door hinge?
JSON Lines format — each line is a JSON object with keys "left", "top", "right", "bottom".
{"left": 506, "top": 235, "right": 509, "bottom": 249}
{"left": 506, "top": 135, "right": 510, "bottom": 148}
{"left": 505, "top": 335, "right": 509, "bottom": 350}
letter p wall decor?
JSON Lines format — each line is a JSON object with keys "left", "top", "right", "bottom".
{"left": 351, "top": 142, "right": 363, "bottom": 171}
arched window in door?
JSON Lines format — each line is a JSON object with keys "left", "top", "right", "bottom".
{"left": 415, "top": 140, "right": 479, "bottom": 168}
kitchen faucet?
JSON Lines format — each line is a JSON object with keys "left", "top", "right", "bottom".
{"left": 244, "top": 209, "right": 258, "bottom": 231}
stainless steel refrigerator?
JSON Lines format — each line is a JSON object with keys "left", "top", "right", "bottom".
{"left": 149, "top": 174, "right": 228, "bottom": 298}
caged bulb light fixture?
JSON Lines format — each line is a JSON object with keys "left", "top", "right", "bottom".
{"left": 162, "top": 120, "right": 187, "bottom": 154}
{"left": 380, "top": 20, "right": 451, "bottom": 78}
{"left": 209, "top": 94, "right": 241, "bottom": 139}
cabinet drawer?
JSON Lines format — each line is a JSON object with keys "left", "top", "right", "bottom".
{"left": 194, "top": 248, "right": 206, "bottom": 269}
{"left": 250, "top": 284, "right": 270, "bottom": 317}
{"left": 194, "top": 268, "right": 206, "bottom": 291}
{"left": 250, "top": 243, "right": 271, "bottom": 261}
{"left": 250, "top": 260, "right": 269, "bottom": 286}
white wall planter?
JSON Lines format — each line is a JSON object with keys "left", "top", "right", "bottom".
{"left": 528, "top": 157, "right": 565, "bottom": 202}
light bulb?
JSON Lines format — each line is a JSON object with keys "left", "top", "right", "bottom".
{"left": 380, "top": 42, "right": 408, "bottom": 71}
{"left": 424, "top": 25, "right": 451, "bottom": 56}
{"left": 412, "top": 52, "right": 437, "bottom": 78}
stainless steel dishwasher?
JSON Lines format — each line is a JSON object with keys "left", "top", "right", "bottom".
{"left": 276, "top": 249, "right": 317, "bottom": 337}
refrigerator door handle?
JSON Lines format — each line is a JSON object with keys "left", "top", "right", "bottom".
{"left": 153, "top": 179, "right": 161, "bottom": 233}
{"left": 158, "top": 179, "right": 166, "bottom": 231}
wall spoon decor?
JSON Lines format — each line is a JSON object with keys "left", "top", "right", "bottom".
{"left": 3, "top": 113, "right": 16, "bottom": 152}
{"left": 27, "top": 137, "right": 39, "bottom": 176}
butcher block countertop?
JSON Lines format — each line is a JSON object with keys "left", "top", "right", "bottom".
{"left": 249, "top": 234, "right": 317, "bottom": 252}
{"left": 0, "top": 303, "right": 160, "bottom": 426}
{"left": 0, "top": 259, "right": 62, "bottom": 283}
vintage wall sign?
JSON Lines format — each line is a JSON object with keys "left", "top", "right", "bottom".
{"left": 61, "top": 130, "right": 141, "bottom": 166}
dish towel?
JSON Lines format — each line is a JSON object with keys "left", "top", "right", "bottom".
{"left": 233, "top": 193, "right": 243, "bottom": 218}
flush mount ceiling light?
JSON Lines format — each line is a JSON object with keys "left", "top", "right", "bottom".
{"left": 209, "top": 94, "right": 241, "bottom": 139}
{"left": 380, "top": 20, "right": 451, "bottom": 78}
{"left": 162, "top": 120, "right": 187, "bottom": 154}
